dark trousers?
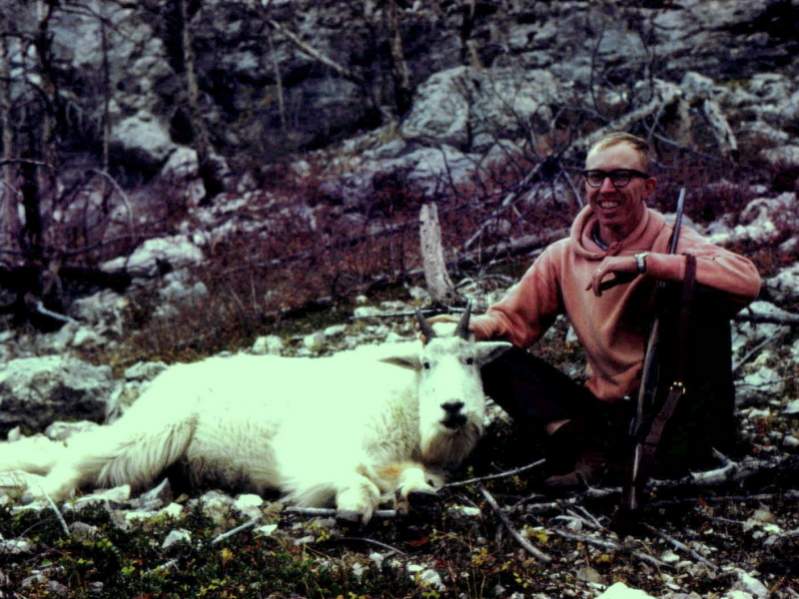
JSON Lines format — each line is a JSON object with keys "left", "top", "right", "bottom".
{"left": 480, "top": 283, "right": 737, "bottom": 476}
{"left": 480, "top": 348, "right": 632, "bottom": 467}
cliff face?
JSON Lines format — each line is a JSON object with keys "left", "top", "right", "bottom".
{"left": 20, "top": 0, "right": 798, "bottom": 180}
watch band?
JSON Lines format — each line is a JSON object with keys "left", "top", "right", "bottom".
{"left": 635, "top": 252, "right": 648, "bottom": 274}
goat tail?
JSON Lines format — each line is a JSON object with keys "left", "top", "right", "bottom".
{"left": 93, "top": 415, "right": 198, "bottom": 490}
{"left": 0, "top": 435, "right": 66, "bottom": 475}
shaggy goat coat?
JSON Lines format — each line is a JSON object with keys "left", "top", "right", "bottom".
{"left": 1, "top": 331, "right": 510, "bottom": 523}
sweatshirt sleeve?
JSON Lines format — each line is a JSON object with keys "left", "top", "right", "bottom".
{"left": 470, "top": 246, "right": 563, "bottom": 347}
{"left": 644, "top": 227, "right": 761, "bottom": 308}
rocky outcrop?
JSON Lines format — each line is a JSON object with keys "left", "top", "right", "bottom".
{"left": 0, "top": 356, "right": 115, "bottom": 437}
{"left": 17, "top": 0, "right": 795, "bottom": 182}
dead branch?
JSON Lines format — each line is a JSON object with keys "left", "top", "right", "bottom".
{"left": 478, "top": 484, "right": 552, "bottom": 562}
{"left": 702, "top": 99, "right": 737, "bottom": 159}
{"left": 573, "top": 81, "right": 681, "bottom": 155}
{"left": 211, "top": 516, "right": 261, "bottom": 545}
{"left": 267, "top": 18, "right": 364, "bottom": 85}
{"left": 733, "top": 328, "right": 791, "bottom": 374}
{"left": 734, "top": 311, "right": 799, "bottom": 326}
{"left": 336, "top": 536, "right": 406, "bottom": 556}
{"left": 641, "top": 523, "right": 718, "bottom": 570}
{"left": 419, "top": 202, "right": 456, "bottom": 304}
{"left": 283, "top": 506, "right": 398, "bottom": 519}
{"left": 550, "top": 527, "right": 666, "bottom": 569}
{"left": 445, "top": 459, "right": 546, "bottom": 489}
{"left": 650, "top": 453, "right": 796, "bottom": 490}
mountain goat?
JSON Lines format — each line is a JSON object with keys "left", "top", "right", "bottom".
{"left": 1, "top": 308, "right": 510, "bottom": 523}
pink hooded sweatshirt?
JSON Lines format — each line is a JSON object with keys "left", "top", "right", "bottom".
{"left": 471, "top": 205, "right": 761, "bottom": 402}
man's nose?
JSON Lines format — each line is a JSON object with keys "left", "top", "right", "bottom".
{"left": 599, "top": 176, "right": 616, "bottom": 192}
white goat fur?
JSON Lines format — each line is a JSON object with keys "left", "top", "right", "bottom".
{"left": 1, "top": 330, "right": 510, "bottom": 522}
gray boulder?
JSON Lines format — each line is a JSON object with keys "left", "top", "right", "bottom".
{"left": 0, "top": 356, "right": 115, "bottom": 437}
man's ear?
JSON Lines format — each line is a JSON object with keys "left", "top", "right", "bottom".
{"left": 475, "top": 341, "right": 513, "bottom": 366}
{"left": 381, "top": 354, "right": 422, "bottom": 371}
{"left": 644, "top": 176, "right": 657, "bottom": 198}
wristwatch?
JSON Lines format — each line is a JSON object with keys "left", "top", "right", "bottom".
{"left": 634, "top": 252, "right": 649, "bottom": 274}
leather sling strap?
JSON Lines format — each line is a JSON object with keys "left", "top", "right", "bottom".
{"left": 638, "top": 254, "right": 697, "bottom": 481}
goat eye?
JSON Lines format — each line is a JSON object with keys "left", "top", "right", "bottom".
{"left": 423, "top": 361, "right": 431, "bottom": 370}
{"left": 465, "top": 357, "right": 475, "bottom": 365}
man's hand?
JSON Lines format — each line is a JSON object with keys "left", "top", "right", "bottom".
{"left": 585, "top": 255, "right": 640, "bottom": 297}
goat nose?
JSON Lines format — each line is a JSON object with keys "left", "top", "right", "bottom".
{"left": 442, "top": 401, "right": 464, "bottom": 414}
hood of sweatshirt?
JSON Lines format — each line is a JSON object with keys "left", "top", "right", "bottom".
{"left": 569, "top": 204, "right": 670, "bottom": 259}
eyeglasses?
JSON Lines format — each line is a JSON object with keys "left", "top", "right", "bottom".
{"left": 582, "top": 169, "right": 649, "bottom": 188}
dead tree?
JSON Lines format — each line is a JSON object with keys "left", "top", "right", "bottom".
{"left": 0, "top": 9, "right": 16, "bottom": 255}
{"left": 175, "top": 0, "right": 224, "bottom": 203}
{"left": 383, "top": 0, "right": 413, "bottom": 115}
{"left": 419, "top": 202, "right": 456, "bottom": 304}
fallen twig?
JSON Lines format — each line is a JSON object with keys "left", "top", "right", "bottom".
{"left": 550, "top": 528, "right": 666, "bottom": 569}
{"left": 336, "top": 536, "right": 407, "bottom": 556}
{"left": 642, "top": 523, "right": 718, "bottom": 570}
{"left": 211, "top": 516, "right": 261, "bottom": 545}
{"left": 478, "top": 484, "right": 552, "bottom": 562}
{"left": 42, "top": 490, "right": 71, "bottom": 537}
{"left": 445, "top": 459, "right": 546, "bottom": 489}
{"left": 283, "top": 506, "right": 398, "bottom": 519}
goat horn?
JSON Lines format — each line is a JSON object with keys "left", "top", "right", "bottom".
{"left": 416, "top": 310, "right": 436, "bottom": 342}
{"left": 456, "top": 301, "right": 472, "bottom": 339}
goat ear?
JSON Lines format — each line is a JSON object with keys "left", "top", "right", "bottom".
{"left": 475, "top": 341, "right": 513, "bottom": 366}
{"left": 381, "top": 354, "right": 422, "bottom": 371}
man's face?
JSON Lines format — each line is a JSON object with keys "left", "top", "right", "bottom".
{"left": 584, "top": 142, "right": 655, "bottom": 241}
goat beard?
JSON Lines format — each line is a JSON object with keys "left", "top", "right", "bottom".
{"left": 419, "top": 421, "right": 482, "bottom": 469}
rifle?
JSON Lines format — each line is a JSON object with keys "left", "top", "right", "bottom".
{"left": 621, "top": 187, "right": 688, "bottom": 516}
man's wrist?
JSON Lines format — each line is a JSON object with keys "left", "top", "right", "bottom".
{"left": 634, "top": 252, "right": 649, "bottom": 274}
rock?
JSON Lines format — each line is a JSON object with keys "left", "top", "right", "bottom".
{"left": 196, "top": 490, "right": 235, "bottom": 524}
{"left": 252, "top": 335, "right": 284, "bottom": 355}
{"left": 303, "top": 332, "right": 326, "bottom": 352}
{"left": 161, "top": 528, "right": 192, "bottom": 550}
{"left": 44, "top": 420, "right": 100, "bottom": 441}
{"left": 729, "top": 569, "right": 769, "bottom": 598}
{"left": 254, "top": 523, "right": 279, "bottom": 538}
{"left": 0, "top": 356, "right": 115, "bottom": 436}
{"left": 162, "top": 146, "right": 199, "bottom": 179}
{"left": 69, "top": 522, "right": 100, "bottom": 541}
{"left": 0, "top": 538, "right": 35, "bottom": 555}
{"left": 402, "top": 66, "right": 560, "bottom": 151}
{"left": 110, "top": 112, "right": 176, "bottom": 170}
{"left": 132, "top": 478, "right": 173, "bottom": 511}
{"left": 447, "top": 505, "right": 482, "bottom": 519}
{"left": 101, "top": 235, "right": 204, "bottom": 279}
{"left": 597, "top": 582, "right": 656, "bottom": 598}
{"left": 233, "top": 494, "right": 264, "bottom": 520}
{"left": 737, "top": 366, "right": 786, "bottom": 404}
{"left": 69, "top": 291, "right": 128, "bottom": 338}
{"left": 153, "top": 272, "right": 209, "bottom": 320}
{"left": 732, "top": 193, "right": 798, "bottom": 245}
{"left": 68, "top": 485, "right": 132, "bottom": 511}
{"left": 124, "top": 361, "right": 169, "bottom": 382}
{"left": 765, "top": 263, "right": 799, "bottom": 303}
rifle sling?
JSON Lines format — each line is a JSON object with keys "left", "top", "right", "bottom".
{"left": 639, "top": 254, "right": 697, "bottom": 473}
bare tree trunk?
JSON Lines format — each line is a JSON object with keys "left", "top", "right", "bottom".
{"left": 266, "top": 27, "right": 286, "bottom": 133}
{"left": 100, "top": 2, "right": 111, "bottom": 172}
{"left": 384, "top": 0, "right": 412, "bottom": 115}
{"left": 0, "top": 12, "right": 17, "bottom": 254}
{"left": 419, "top": 202, "right": 456, "bottom": 304}
{"left": 460, "top": 0, "right": 483, "bottom": 68}
{"left": 178, "top": 0, "right": 223, "bottom": 203}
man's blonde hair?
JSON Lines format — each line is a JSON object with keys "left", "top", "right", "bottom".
{"left": 586, "top": 132, "right": 651, "bottom": 171}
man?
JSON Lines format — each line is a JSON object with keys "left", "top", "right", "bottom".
{"left": 459, "top": 132, "right": 761, "bottom": 488}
